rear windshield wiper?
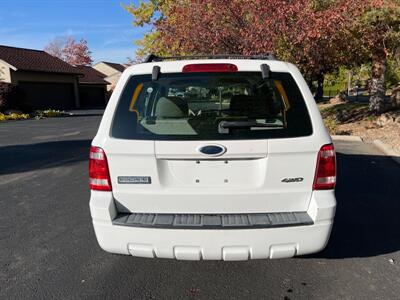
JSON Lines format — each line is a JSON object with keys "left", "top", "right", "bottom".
{"left": 218, "top": 120, "right": 283, "bottom": 134}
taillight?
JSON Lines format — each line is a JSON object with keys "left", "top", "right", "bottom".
{"left": 313, "top": 144, "right": 336, "bottom": 190}
{"left": 89, "top": 146, "right": 112, "bottom": 191}
{"left": 182, "top": 63, "right": 238, "bottom": 73}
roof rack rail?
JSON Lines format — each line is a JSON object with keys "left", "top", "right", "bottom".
{"left": 143, "top": 53, "right": 278, "bottom": 63}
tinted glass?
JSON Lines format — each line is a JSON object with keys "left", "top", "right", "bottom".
{"left": 111, "top": 72, "right": 312, "bottom": 140}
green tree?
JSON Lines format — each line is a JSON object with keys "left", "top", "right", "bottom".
{"left": 123, "top": 1, "right": 175, "bottom": 59}
{"left": 356, "top": 0, "right": 400, "bottom": 112}
{"left": 386, "top": 59, "right": 400, "bottom": 89}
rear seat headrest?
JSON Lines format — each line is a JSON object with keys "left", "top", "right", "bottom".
{"left": 230, "top": 94, "right": 274, "bottom": 117}
{"left": 155, "top": 97, "right": 188, "bottom": 118}
{"left": 230, "top": 95, "right": 255, "bottom": 113}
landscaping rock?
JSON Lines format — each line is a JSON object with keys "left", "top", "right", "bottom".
{"left": 376, "top": 113, "right": 399, "bottom": 126}
{"left": 329, "top": 93, "right": 347, "bottom": 105}
{"left": 329, "top": 98, "right": 341, "bottom": 105}
{"left": 335, "top": 109, "right": 350, "bottom": 122}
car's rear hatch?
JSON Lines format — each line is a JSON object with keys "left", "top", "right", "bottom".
{"left": 106, "top": 137, "right": 317, "bottom": 214}
{"left": 104, "top": 61, "right": 318, "bottom": 214}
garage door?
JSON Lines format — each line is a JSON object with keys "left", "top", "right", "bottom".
{"left": 79, "top": 86, "right": 106, "bottom": 108}
{"left": 18, "top": 82, "right": 76, "bottom": 110}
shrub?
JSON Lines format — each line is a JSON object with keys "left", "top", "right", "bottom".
{"left": 33, "top": 109, "right": 67, "bottom": 119}
{"left": 0, "top": 109, "right": 69, "bottom": 122}
{"left": 323, "top": 117, "right": 338, "bottom": 134}
{"left": 0, "top": 112, "right": 30, "bottom": 122}
{"left": 7, "top": 112, "right": 30, "bottom": 120}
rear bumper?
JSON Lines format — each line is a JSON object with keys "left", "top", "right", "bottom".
{"left": 89, "top": 191, "right": 336, "bottom": 260}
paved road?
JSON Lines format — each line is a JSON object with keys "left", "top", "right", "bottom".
{"left": 1, "top": 116, "right": 399, "bottom": 300}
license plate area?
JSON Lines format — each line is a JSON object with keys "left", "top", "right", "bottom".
{"left": 157, "top": 158, "right": 267, "bottom": 188}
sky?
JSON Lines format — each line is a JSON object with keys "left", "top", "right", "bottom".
{"left": 0, "top": 0, "right": 149, "bottom": 64}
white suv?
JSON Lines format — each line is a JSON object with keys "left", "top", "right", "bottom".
{"left": 89, "top": 55, "right": 336, "bottom": 261}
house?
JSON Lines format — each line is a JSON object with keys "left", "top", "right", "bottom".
{"left": 0, "top": 45, "right": 111, "bottom": 110}
{"left": 0, "top": 45, "right": 81, "bottom": 110}
{"left": 75, "top": 65, "right": 108, "bottom": 108}
{"left": 92, "top": 61, "right": 127, "bottom": 91}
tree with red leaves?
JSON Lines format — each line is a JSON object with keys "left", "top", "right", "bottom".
{"left": 44, "top": 37, "right": 65, "bottom": 60}
{"left": 62, "top": 38, "right": 93, "bottom": 66}
{"left": 154, "top": 0, "right": 369, "bottom": 100}
{"left": 126, "top": 0, "right": 400, "bottom": 111}
{"left": 45, "top": 37, "right": 93, "bottom": 66}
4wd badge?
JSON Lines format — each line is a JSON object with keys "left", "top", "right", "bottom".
{"left": 281, "top": 177, "right": 304, "bottom": 183}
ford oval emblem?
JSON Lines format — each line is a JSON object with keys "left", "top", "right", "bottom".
{"left": 198, "top": 144, "right": 226, "bottom": 157}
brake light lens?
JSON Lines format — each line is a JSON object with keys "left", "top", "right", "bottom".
{"left": 313, "top": 144, "right": 336, "bottom": 190}
{"left": 182, "top": 63, "right": 238, "bottom": 73}
{"left": 89, "top": 146, "right": 112, "bottom": 191}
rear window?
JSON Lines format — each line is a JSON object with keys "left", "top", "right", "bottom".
{"left": 111, "top": 72, "right": 312, "bottom": 140}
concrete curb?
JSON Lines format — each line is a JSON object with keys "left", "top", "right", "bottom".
{"left": 331, "top": 135, "right": 363, "bottom": 142}
{"left": 373, "top": 139, "right": 400, "bottom": 165}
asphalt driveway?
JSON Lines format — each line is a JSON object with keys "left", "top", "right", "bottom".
{"left": 1, "top": 116, "right": 399, "bottom": 299}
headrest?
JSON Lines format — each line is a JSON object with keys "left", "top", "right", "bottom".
{"left": 230, "top": 94, "right": 272, "bottom": 117}
{"left": 230, "top": 95, "right": 255, "bottom": 113}
{"left": 155, "top": 96, "right": 188, "bottom": 118}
